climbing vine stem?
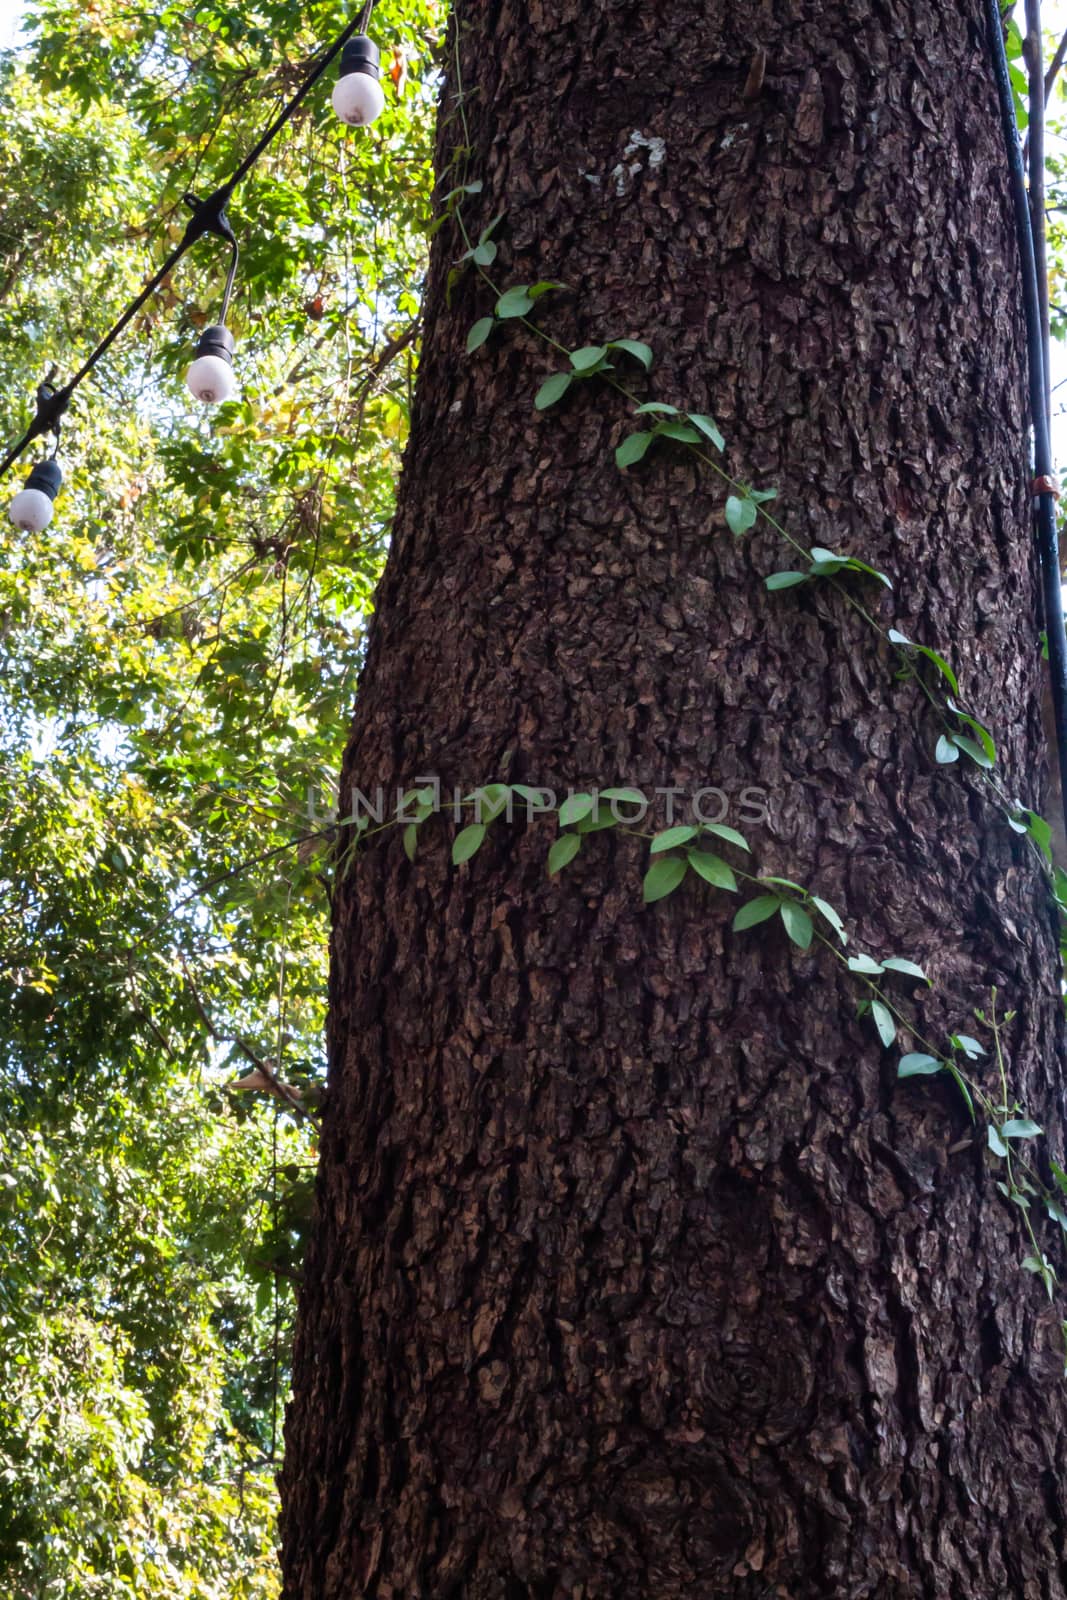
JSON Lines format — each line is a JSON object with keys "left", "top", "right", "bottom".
{"left": 395, "top": 1, "right": 1067, "bottom": 1349}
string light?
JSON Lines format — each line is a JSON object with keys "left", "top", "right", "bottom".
{"left": 8, "top": 457, "right": 61, "bottom": 533}
{"left": 332, "top": 34, "right": 385, "bottom": 126}
{"left": 186, "top": 326, "right": 237, "bottom": 404}
{"left": 185, "top": 205, "right": 239, "bottom": 404}
{"left": 0, "top": 1, "right": 378, "bottom": 523}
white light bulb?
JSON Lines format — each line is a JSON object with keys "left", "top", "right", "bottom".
{"left": 7, "top": 487, "right": 54, "bottom": 533}
{"left": 185, "top": 354, "right": 236, "bottom": 405}
{"left": 332, "top": 71, "right": 385, "bottom": 126}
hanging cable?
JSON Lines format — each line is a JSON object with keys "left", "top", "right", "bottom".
{"left": 985, "top": 0, "right": 1067, "bottom": 848}
{"left": 0, "top": 0, "right": 378, "bottom": 477}
{"left": 1025, "top": 0, "right": 1052, "bottom": 423}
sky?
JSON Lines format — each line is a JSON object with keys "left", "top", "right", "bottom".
{"left": 0, "top": 0, "right": 23, "bottom": 51}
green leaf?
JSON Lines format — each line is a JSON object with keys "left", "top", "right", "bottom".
{"left": 881, "top": 958, "right": 928, "bottom": 982}
{"left": 898, "top": 1053, "right": 942, "bottom": 1077}
{"left": 403, "top": 823, "right": 418, "bottom": 862}
{"left": 472, "top": 240, "right": 498, "bottom": 265}
{"left": 548, "top": 833, "right": 582, "bottom": 876}
{"left": 600, "top": 787, "right": 647, "bottom": 804}
{"left": 399, "top": 786, "right": 436, "bottom": 813}
{"left": 686, "top": 851, "right": 738, "bottom": 891}
{"left": 656, "top": 422, "right": 701, "bottom": 443}
{"left": 914, "top": 643, "right": 959, "bottom": 694}
{"left": 570, "top": 345, "right": 608, "bottom": 371}
{"left": 847, "top": 954, "right": 884, "bottom": 974}
{"left": 846, "top": 556, "right": 893, "bottom": 588}
{"left": 528, "top": 280, "right": 564, "bottom": 300}
{"left": 615, "top": 431, "right": 654, "bottom": 469}
{"left": 496, "top": 285, "right": 535, "bottom": 318}
{"left": 749, "top": 488, "right": 778, "bottom": 504}
{"left": 952, "top": 1034, "right": 986, "bottom": 1059}
{"left": 870, "top": 999, "right": 896, "bottom": 1048}
{"left": 650, "top": 825, "right": 698, "bottom": 853}
{"left": 466, "top": 317, "right": 495, "bottom": 352}
{"left": 1000, "top": 1118, "right": 1042, "bottom": 1140}
{"left": 1022, "top": 1254, "right": 1055, "bottom": 1299}
{"left": 576, "top": 803, "right": 619, "bottom": 834}
{"left": 512, "top": 784, "right": 552, "bottom": 809}
{"left": 732, "top": 894, "right": 781, "bottom": 931}
{"left": 535, "top": 371, "right": 573, "bottom": 410}
{"left": 1024, "top": 810, "right": 1053, "bottom": 862}
{"left": 765, "top": 571, "right": 808, "bottom": 591}
{"left": 935, "top": 734, "right": 960, "bottom": 765}
{"left": 702, "top": 823, "right": 751, "bottom": 852}
{"left": 946, "top": 1062, "right": 976, "bottom": 1122}
{"left": 809, "top": 549, "right": 850, "bottom": 575}
{"left": 441, "top": 180, "right": 484, "bottom": 205}
{"left": 810, "top": 895, "right": 847, "bottom": 943}
{"left": 952, "top": 733, "right": 994, "bottom": 770}
{"left": 806, "top": 550, "right": 891, "bottom": 588}
{"left": 687, "top": 413, "right": 725, "bottom": 451}
{"left": 643, "top": 855, "right": 688, "bottom": 903}
{"left": 634, "top": 401, "right": 678, "bottom": 416}
{"left": 453, "top": 823, "right": 487, "bottom": 864}
{"left": 558, "top": 793, "right": 596, "bottom": 827}
{"left": 988, "top": 1125, "right": 1009, "bottom": 1159}
{"left": 780, "top": 901, "right": 813, "bottom": 950}
{"left": 725, "top": 494, "right": 757, "bottom": 535}
{"left": 610, "top": 338, "right": 654, "bottom": 370}
{"left": 467, "top": 783, "right": 511, "bottom": 820}
{"left": 947, "top": 702, "right": 997, "bottom": 758}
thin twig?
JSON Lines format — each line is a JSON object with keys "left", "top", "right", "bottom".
{"left": 179, "top": 954, "right": 317, "bottom": 1122}
{"left": 1046, "top": 26, "right": 1067, "bottom": 99}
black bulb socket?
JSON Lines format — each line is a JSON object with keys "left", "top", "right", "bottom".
{"left": 25, "top": 458, "right": 62, "bottom": 501}
{"left": 338, "top": 34, "right": 380, "bottom": 81}
{"left": 193, "top": 324, "right": 235, "bottom": 365}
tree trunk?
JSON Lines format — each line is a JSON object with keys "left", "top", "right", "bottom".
{"left": 280, "top": 1, "right": 1067, "bottom": 1594}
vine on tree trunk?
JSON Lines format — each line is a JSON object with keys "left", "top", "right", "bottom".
{"left": 332, "top": 7, "right": 1067, "bottom": 1361}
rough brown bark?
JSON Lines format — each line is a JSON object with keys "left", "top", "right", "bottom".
{"left": 281, "top": 1, "right": 1067, "bottom": 1594}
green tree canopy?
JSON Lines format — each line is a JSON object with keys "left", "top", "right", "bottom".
{"left": 0, "top": 0, "right": 439, "bottom": 1588}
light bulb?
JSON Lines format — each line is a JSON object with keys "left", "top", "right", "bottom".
{"left": 332, "top": 71, "right": 385, "bottom": 126}
{"left": 7, "top": 457, "right": 62, "bottom": 532}
{"left": 8, "top": 487, "right": 54, "bottom": 533}
{"left": 332, "top": 34, "right": 384, "bottom": 127}
{"left": 186, "top": 354, "right": 236, "bottom": 404}
{"left": 185, "top": 324, "right": 236, "bottom": 406}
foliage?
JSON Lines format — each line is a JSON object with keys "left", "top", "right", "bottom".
{"left": 0, "top": 0, "right": 439, "bottom": 1587}
{"left": 2, "top": 0, "right": 1067, "bottom": 1583}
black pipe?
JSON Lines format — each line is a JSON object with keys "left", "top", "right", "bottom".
{"left": 985, "top": 0, "right": 1067, "bottom": 848}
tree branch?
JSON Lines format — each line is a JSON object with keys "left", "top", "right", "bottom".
{"left": 1045, "top": 26, "right": 1067, "bottom": 99}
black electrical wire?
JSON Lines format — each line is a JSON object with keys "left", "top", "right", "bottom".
{"left": 0, "top": 0, "right": 376, "bottom": 477}
{"left": 1025, "top": 0, "right": 1052, "bottom": 422}
{"left": 985, "top": 0, "right": 1067, "bottom": 847}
